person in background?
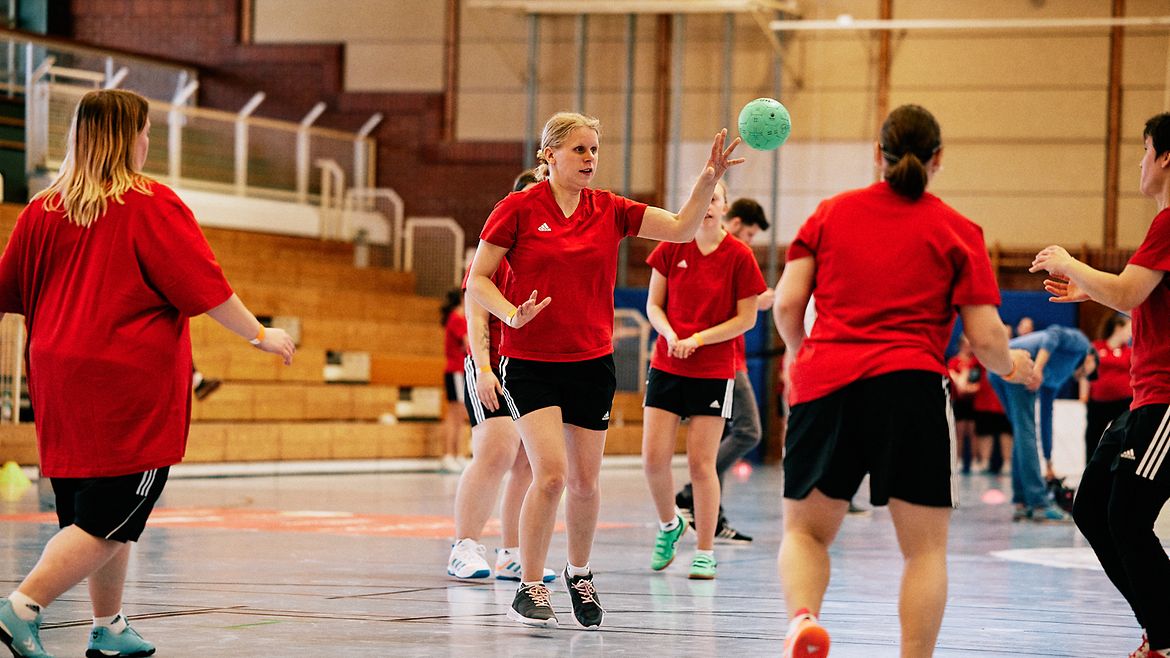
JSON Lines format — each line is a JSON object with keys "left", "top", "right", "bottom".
{"left": 947, "top": 336, "right": 982, "bottom": 473}
{"left": 970, "top": 329, "right": 1014, "bottom": 476}
{"left": 1080, "top": 313, "right": 1133, "bottom": 461}
{"left": 1015, "top": 316, "right": 1035, "bottom": 337}
{"left": 989, "top": 324, "right": 1093, "bottom": 522}
{"left": 191, "top": 365, "right": 222, "bottom": 401}
{"left": 439, "top": 289, "right": 469, "bottom": 473}
{"left": 674, "top": 196, "right": 772, "bottom": 544}
{"left": 1030, "top": 111, "right": 1170, "bottom": 658}
{"left": 0, "top": 89, "right": 295, "bottom": 658}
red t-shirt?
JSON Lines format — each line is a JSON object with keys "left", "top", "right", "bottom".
{"left": 970, "top": 360, "right": 1004, "bottom": 414}
{"left": 0, "top": 182, "right": 233, "bottom": 477}
{"left": 785, "top": 181, "right": 1001, "bottom": 405}
{"left": 443, "top": 310, "right": 467, "bottom": 373}
{"left": 1126, "top": 208, "right": 1170, "bottom": 408}
{"left": 732, "top": 335, "right": 748, "bottom": 373}
{"left": 947, "top": 353, "right": 977, "bottom": 401}
{"left": 1090, "top": 338, "right": 1133, "bottom": 402}
{"left": 647, "top": 235, "right": 767, "bottom": 380}
{"left": 461, "top": 259, "right": 513, "bottom": 368}
{"left": 480, "top": 181, "right": 646, "bottom": 362}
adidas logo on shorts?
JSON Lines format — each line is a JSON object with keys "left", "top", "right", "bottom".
{"left": 709, "top": 400, "right": 720, "bottom": 408}
{"left": 1120, "top": 448, "right": 1136, "bottom": 460}
{"left": 602, "top": 411, "right": 610, "bottom": 421}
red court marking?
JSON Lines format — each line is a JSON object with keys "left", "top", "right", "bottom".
{"left": 0, "top": 508, "right": 636, "bottom": 539}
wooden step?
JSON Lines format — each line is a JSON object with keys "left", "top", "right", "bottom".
{"left": 191, "top": 342, "right": 327, "bottom": 383}
{"left": 230, "top": 280, "right": 439, "bottom": 324}
{"left": 370, "top": 353, "right": 445, "bottom": 388}
{"left": 190, "top": 382, "right": 398, "bottom": 422}
{"left": 610, "top": 391, "right": 644, "bottom": 425}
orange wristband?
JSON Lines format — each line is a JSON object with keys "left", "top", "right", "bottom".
{"left": 1004, "top": 359, "right": 1018, "bottom": 379}
{"left": 249, "top": 326, "right": 265, "bottom": 345}
{"left": 694, "top": 332, "right": 704, "bottom": 347}
{"left": 478, "top": 365, "right": 492, "bottom": 373}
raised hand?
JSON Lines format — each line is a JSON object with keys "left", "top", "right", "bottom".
{"left": 507, "top": 290, "right": 552, "bottom": 329}
{"left": 702, "top": 128, "right": 745, "bottom": 182}
{"left": 1029, "top": 245, "right": 1076, "bottom": 278}
{"left": 1042, "top": 275, "right": 1090, "bottom": 304}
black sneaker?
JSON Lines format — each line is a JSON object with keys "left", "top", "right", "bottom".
{"left": 563, "top": 567, "right": 605, "bottom": 630}
{"left": 675, "top": 490, "right": 695, "bottom": 528}
{"left": 194, "top": 378, "right": 222, "bottom": 401}
{"left": 506, "top": 583, "right": 558, "bottom": 628}
{"left": 714, "top": 516, "right": 752, "bottom": 544}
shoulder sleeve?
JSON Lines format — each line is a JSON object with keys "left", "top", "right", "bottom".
{"left": 646, "top": 241, "right": 672, "bottom": 275}
{"left": 950, "top": 220, "right": 1001, "bottom": 307}
{"left": 0, "top": 203, "right": 32, "bottom": 314}
{"left": 134, "top": 185, "right": 234, "bottom": 316}
{"left": 612, "top": 193, "right": 648, "bottom": 238}
{"left": 733, "top": 243, "right": 768, "bottom": 300}
{"left": 481, "top": 195, "right": 521, "bottom": 250}
{"left": 787, "top": 201, "right": 827, "bottom": 262}
{"left": 1130, "top": 209, "right": 1170, "bottom": 272}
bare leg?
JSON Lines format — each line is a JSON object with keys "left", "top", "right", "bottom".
{"left": 442, "top": 402, "right": 467, "bottom": 458}
{"left": 515, "top": 407, "right": 568, "bottom": 583}
{"left": 779, "top": 489, "right": 849, "bottom": 618}
{"left": 88, "top": 542, "right": 132, "bottom": 617}
{"left": 563, "top": 424, "right": 607, "bottom": 569}
{"left": 453, "top": 417, "right": 521, "bottom": 540}
{"left": 642, "top": 407, "right": 682, "bottom": 523}
{"left": 18, "top": 526, "right": 124, "bottom": 606}
{"left": 888, "top": 499, "right": 951, "bottom": 658}
{"left": 501, "top": 439, "right": 534, "bottom": 549}
{"left": 686, "top": 416, "right": 725, "bottom": 551}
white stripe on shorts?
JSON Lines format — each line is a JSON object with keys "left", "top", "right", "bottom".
{"left": 942, "top": 376, "right": 959, "bottom": 508}
{"left": 497, "top": 357, "right": 520, "bottom": 419}
{"left": 1137, "top": 405, "right": 1170, "bottom": 480}
{"left": 108, "top": 469, "right": 158, "bottom": 539}
{"left": 721, "top": 378, "right": 734, "bottom": 420}
{"left": 463, "top": 356, "right": 486, "bottom": 425}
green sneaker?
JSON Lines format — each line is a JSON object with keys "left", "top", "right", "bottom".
{"left": 651, "top": 514, "right": 687, "bottom": 571}
{"left": 0, "top": 598, "right": 52, "bottom": 658}
{"left": 688, "top": 553, "right": 717, "bottom": 580}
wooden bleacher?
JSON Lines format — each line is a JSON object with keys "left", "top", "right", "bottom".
{"left": 0, "top": 204, "right": 656, "bottom": 466}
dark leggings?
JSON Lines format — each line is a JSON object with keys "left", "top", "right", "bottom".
{"left": 1072, "top": 407, "right": 1170, "bottom": 647}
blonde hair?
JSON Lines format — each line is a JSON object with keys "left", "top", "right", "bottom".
{"left": 34, "top": 89, "right": 153, "bottom": 227}
{"left": 533, "top": 112, "right": 601, "bottom": 181}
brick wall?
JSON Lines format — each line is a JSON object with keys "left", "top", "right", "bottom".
{"left": 64, "top": 0, "right": 524, "bottom": 245}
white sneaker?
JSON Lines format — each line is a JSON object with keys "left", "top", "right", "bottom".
{"left": 494, "top": 549, "right": 556, "bottom": 582}
{"left": 439, "top": 455, "right": 464, "bottom": 473}
{"left": 448, "top": 538, "right": 491, "bottom": 579}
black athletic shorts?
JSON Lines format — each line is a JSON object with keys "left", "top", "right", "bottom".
{"left": 974, "top": 410, "right": 1012, "bottom": 437}
{"left": 444, "top": 371, "right": 465, "bottom": 403}
{"left": 499, "top": 354, "right": 617, "bottom": 431}
{"left": 1091, "top": 403, "right": 1170, "bottom": 485}
{"left": 462, "top": 355, "right": 515, "bottom": 428}
{"left": 52, "top": 467, "right": 170, "bottom": 542}
{"left": 644, "top": 367, "right": 734, "bottom": 420}
{"left": 784, "top": 370, "right": 956, "bottom": 508}
{"left": 952, "top": 396, "right": 976, "bottom": 421}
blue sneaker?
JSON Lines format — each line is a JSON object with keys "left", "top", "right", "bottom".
{"left": 1031, "top": 504, "right": 1072, "bottom": 524}
{"left": 494, "top": 550, "right": 556, "bottom": 583}
{"left": 0, "top": 598, "right": 52, "bottom": 658}
{"left": 85, "top": 621, "right": 155, "bottom": 657}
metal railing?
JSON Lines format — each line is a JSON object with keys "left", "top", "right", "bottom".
{"left": 404, "top": 218, "right": 465, "bottom": 297}
{"left": 614, "top": 309, "right": 651, "bottom": 395}
{"left": 0, "top": 314, "right": 23, "bottom": 425}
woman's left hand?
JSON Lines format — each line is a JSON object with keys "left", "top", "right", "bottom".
{"left": 672, "top": 335, "right": 701, "bottom": 359}
{"left": 702, "top": 128, "right": 745, "bottom": 182}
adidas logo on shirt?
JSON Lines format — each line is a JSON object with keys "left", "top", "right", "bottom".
{"left": 1120, "top": 448, "right": 1136, "bottom": 460}
{"left": 709, "top": 400, "right": 720, "bottom": 408}
{"left": 678, "top": 259, "right": 688, "bottom": 268}
{"left": 537, "top": 223, "right": 552, "bottom": 232}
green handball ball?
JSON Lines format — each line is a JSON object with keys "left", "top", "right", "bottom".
{"left": 737, "top": 98, "right": 791, "bottom": 151}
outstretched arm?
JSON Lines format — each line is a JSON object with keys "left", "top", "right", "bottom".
{"left": 1031, "top": 245, "right": 1163, "bottom": 312}
{"left": 638, "top": 129, "right": 744, "bottom": 243}
{"left": 205, "top": 293, "right": 295, "bottom": 365}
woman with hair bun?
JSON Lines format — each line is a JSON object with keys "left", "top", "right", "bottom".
{"left": 467, "top": 111, "right": 742, "bottom": 630}
{"left": 773, "top": 104, "right": 1033, "bottom": 657}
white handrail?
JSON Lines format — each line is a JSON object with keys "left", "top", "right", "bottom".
{"left": 24, "top": 46, "right": 54, "bottom": 178}
{"left": 167, "top": 80, "right": 199, "bottom": 184}
{"left": 296, "top": 102, "right": 327, "bottom": 203}
{"left": 345, "top": 187, "right": 404, "bottom": 269}
{"left": 103, "top": 66, "right": 128, "bottom": 89}
{"left": 354, "top": 113, "right": 383, "bottom": 190}
{"left": 316, "top": 158, "right": 345, "bottom": 240}
{"left": 234, "top": 92, "right": 266, "bottom": 195}
{"left": 403, "top": 217, "right": 465, "bottom": 289}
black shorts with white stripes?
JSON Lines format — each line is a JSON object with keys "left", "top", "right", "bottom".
{"left": 463, "top": 355, "right": 515, "bottom": 428}
{"left": 52, "top": 467, "right": 169, "bottom": 542}
{"left": 1091, "top": 403, "right": 1170, "bottom": 484}
{"left": 643, "top": 367, "right": 734, "bottom": 420}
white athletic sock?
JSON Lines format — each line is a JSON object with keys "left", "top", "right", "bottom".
{"left": 93, "top": 611, "right": 128, "bottom": 634}
{"left": 500, "top": 547, "right": 519, "bottom": 557}
{"left": 7, "top": 591, "right": 43, "bottom": 621}
{"left": 566, "top": 562, "right": 590, "bottom": 577}
{"left": 659, "top": 517, "right": 680, "bottom": 532}
{"left": 695, "top": 549, "right": 714, "bottom": 558}
{"left": 520, "top": 580, "right": 542, "bottom": 588}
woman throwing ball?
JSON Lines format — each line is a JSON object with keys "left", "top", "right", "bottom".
{"left": 773, "top": 104, "right": 1032, "bottom": 658}
{"left": 467, "top": 112, "right": 741, "bottom": 630}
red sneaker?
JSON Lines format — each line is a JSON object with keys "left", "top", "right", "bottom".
{"left": 784, "top": 616, "right": 830, "bottom": 658}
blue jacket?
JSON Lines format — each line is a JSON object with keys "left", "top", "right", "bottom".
{"left": 1009, "top": 326, "right": 1092, "bottom": 390}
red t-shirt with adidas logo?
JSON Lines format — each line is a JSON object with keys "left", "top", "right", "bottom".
{"left": 480, "top": 181, "right": 646, "bottom": 362}
{"left": 1127, "top": 207, "right": 1170, "bottom": 408}
{"left": 646, "top": 234, "right": 766, "bottom": 380}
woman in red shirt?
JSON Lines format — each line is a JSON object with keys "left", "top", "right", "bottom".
{"left": 1031, "top": 113, "right": 1170, "bottom": 658}
{"left": 439, "top": 289, "right": 469, "bottom": 472}
{"left": 0, "top": 90, "right": 294, "bottom": 658}
{"left": 1082, "top": 313, "right": 1133, "bottom": 461}
{"left": 773, "top": 105, "right": 1032, "bottom": 657}
{"left": 642, "top": 180, "right": 765, "bottom": 580}
{"left": 467, "top": 112, "right": 741, "bottom": 629}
